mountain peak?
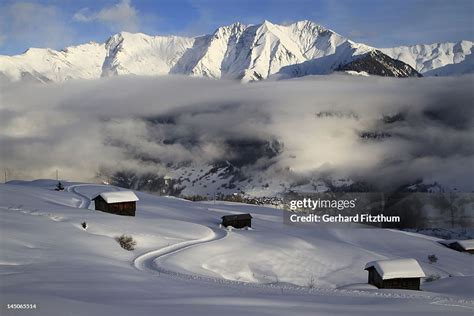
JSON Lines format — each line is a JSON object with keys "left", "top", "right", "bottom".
{"left": 291, "top": 19, "right": 323, "bottom": 28}
{"left": 261, "top": 20, "right": 275, "bottom": 26}
{"left": 107, "top": 31, "right": 148, "bottom": 42}
{"left": 212, "top": 22, "right": 247, "bottom": 38}
{"left": 1, "top": 20, "right": 472, "bottom": 83}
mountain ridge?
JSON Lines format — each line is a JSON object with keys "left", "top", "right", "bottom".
{"left": 0, "top": 20, "right": 472, "bottom": 83}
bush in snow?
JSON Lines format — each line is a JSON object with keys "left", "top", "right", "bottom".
{"left": 425, "top": 274, "right": 441, "bottom": 282}
{"left": 55, "top": 181, "right": 64, "bottom": 191}
{"left": 428, "top": 254, "right": 438, "bottom": 264}
{"left": 115, "top": 234, "right": 137, "bottom": 251}
{"left": 81, "top": 221, "right": 87, "bottom": 229}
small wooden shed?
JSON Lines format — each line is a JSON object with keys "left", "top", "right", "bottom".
{"left": 445, "top": 240, "right": 474, "bottom": 254}
{"left": 93, "top": 191, "right": 139, "bottom": 216}
{"left": 221, "top": 213, "right": 252, "bottom": 228}
{"left": 364, "top": 258, "right": 425, "bottom": 290}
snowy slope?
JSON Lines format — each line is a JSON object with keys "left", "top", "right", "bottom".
{"left": 102, "top": 32, "right": 194, "bottom": 77}
{"left": 1, "top": 20, "right": 470, "bottom": 83}
{"left": 381, "top": 40, "right": 474, "bottom": 76}
{"left": 0, "top": 42, "right": 105, "bottom": 83}
{"left": 1, "top": 180, "right": 473, "bottom": 315}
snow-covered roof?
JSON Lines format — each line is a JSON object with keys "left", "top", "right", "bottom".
{"left": 453, "top": 240, "right": 474, "bottom": 250}
{"left": 95, "top": 191, "right": 139, "bottom": 204}
{"left": 365, "top": 258, "right": 426, "bottom": 280}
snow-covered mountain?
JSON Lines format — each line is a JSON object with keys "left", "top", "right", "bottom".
{"left": 102, "top": 32, "right": 194, "bottom": 77}
{"left": 381, "top": 41, "right": 474, "bottom": 76}
{"left": 170, "top": 20, "right": 378, "bottom": 81}
{"left": 4, "top": 20, "right": 472, "bottom": 83}
{"left": 0, "top": 42, "right": 106, "bottom": 83}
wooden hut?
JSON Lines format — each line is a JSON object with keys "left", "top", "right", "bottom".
{"left": 364, "top": 258, "right": 425, "bottom": 290}
{"left": 221, "top": 213, "right": 252, "bottom": 228}
{"left": 443, "top": 240, "right": 474, "bottom": 254}
{"left": 93, "top": 191, "right": 139, "bottom": 216}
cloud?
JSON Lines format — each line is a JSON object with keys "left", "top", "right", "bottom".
{"left": 0, "top": 1, "right": 73, "bottom": 50}
{"left": 1, "top": 75, "right": 473, "bottom": 192}
{"left": 73, "top": 0, "right": 140, "bottom": 32}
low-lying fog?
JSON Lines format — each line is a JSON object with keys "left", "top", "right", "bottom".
{"left": 1, "top": 74, "right": 473, "bottom": 191}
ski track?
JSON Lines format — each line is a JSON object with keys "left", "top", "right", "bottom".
{"left": 64, "top": 184, "right": 474, "bottom": 309}
{"left": 133, "top": 226, "right": 228, "bottom": 275}
{"left": 67, "top": 184, "right": 119, "bottom": 209}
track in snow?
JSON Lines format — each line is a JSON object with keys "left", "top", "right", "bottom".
{"left": 66, "top": 184, "right": 474, "bottom": 307}
{"left": 130, "top": 224, "right": 473, "bottom": 308}
{"left": 67, "top": 184, "right": 119, "bottom": 209}
{"left": 134, "top": 226, "right": 228, "bottom": 275}
{"left": 131, "top": 224, "right": 473, "bottom": 307}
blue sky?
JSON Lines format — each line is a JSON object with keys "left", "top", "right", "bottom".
{"left": 0, "top": 0, "right": 473, "bottom": 55}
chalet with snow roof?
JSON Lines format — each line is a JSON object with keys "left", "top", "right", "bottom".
{"left": 221, "top": 213, "right": 252, "bottom": 229}
{"left": 93, "top": 191, "right": 139, "bottom": 216}
{"left": 364, "top": 258, "right": 426, "bottom": 290}
{"left": 442, "top": 239, "right": 474, "bottom": 254}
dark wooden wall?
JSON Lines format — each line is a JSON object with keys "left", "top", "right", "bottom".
{"left": 222, "top": 218, "right": 251, "bottom": 228}
{"left": 367, "top": 268, "right": 421, "bottom": 290}
{"left": 449, "top": 243, "right": 474, "bottom": 254}
{"left": 382, "top": 277, "right": 421, "bottom": 290}
{"left": 94, "top": 196, "right": 136, "bottom": 216}
{"left": 367, "top": 268, "right": 383, "bottom": 288}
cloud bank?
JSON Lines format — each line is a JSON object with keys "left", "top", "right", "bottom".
{"left": 73, "top": 0, "right": 140, "bottom": 32}
{"left": 1, "top": 74, "right": 473, "bottom": 192}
